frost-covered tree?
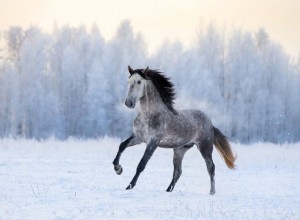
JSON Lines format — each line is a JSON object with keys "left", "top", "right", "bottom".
{"left": 0, "top": 23, "right": 299, "bottom": 142}
{"left": 85, "top": 25, "right": 107, "bottom": 137}
{"left": 104, "top": 20, "right": 147, "bottom": 136}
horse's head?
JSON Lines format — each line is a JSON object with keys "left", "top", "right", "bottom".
{"left": 125, "top": 65, "right": 149, "bottom": 108}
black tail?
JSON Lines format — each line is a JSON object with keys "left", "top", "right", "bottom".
{"left": 213, "top": 127, "right": 236, "bottom": 169}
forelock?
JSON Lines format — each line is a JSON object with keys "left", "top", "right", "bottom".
{"left": 128, "top": 73, "right": 143, "bottom": 82}
{"left": 129, "top": 69, "right": 147, "bottom": 79}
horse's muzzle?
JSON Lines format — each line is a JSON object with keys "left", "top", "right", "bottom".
{"left": 125, "top": 99, "right": 135, "bottom": 108}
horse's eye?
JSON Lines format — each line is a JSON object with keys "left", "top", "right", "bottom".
{"left": 137, "top": 80, "right": 141, "bottom": 84}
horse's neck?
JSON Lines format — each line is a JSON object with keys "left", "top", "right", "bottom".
{"left": 139, "top": 81, "right": 167, "bottom": 116}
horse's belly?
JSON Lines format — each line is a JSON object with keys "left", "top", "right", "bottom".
{"left": 158, "top": 133, "right": 195, "bottom": 148}
{"left": 159, "top": 139, "right": 188, "bottom": 148}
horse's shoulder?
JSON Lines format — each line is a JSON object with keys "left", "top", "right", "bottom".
{"left": 148, "top": 113, "right": 161, "bottom": 129}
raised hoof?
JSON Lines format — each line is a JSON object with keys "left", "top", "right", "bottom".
{"left": 114, "top": 165, "right": 123, "bottom": 175}
{"left": 126, "top": 183, "right": 134, "bottom": 190}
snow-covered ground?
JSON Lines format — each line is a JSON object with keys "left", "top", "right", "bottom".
{"left": 0, "top": 138, "right": 299, "bottom": 219}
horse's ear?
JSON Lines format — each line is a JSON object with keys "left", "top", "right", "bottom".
{"left": 143, "top": 66, "right": 149, "bottom": 75}
{"left": 128, "top": 65, "right": 134, "bottom": 75}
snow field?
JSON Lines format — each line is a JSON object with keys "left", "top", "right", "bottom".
{"left": 0, "top": 138, "right": 299, "bottom": 219}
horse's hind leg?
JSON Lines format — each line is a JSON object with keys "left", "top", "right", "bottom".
{"left": 166, "top": 143, "right": 193, "bottom": 192}
{"left": 196, "top": 141, "right": 215, "bottom": 195}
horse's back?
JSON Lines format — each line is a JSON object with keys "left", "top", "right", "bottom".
{"left": 157, "top": 109, "right": 213, "bottom": 148}
{"left": 179, "top": 109, "right": 213, "bottom": 133}
{"left": 181, "top": 109, "right": 214, "bottom": 141}
{"left": 179, "top": 108, "right": 210, "bottom": 121}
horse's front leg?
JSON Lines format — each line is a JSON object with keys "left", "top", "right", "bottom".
{"left": 166, "top": 144, "right": 193, "bottom": 192}
{"left": 126, "top": 139, "right": 159, "bottom": 190}
{"left": 113, "top": 134, "right": 141, "bottom": 175}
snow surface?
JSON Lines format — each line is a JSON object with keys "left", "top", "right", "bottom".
{"left": 0, "top": 138, "right": 299, "bottom": 219}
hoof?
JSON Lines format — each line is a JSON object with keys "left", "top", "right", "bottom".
{"left": 209, "top": 190, "right": 215, "bottom": 195}
{"left": 126, "top": 183, "right": 134, "bottom": 190}
{"left": 166, "top": 185, "right": 174, "bottom": 192}
{"left": 114, "top": 165, "right": 123, "bottom": 175}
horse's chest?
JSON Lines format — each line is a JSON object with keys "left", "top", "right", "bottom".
{"left": 134, "top": 114, "right": 162, "bottom": 140}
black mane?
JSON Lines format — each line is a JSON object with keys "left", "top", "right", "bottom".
{"left": 130, "top": 68, "right": 177, "bottom": 114}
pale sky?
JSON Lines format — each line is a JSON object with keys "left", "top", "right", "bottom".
{"left": 0, "top": 0, "right": 299, "bottom": 57}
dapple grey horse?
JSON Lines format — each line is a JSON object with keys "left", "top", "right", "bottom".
{"left": 113, "top": 66, "right": 236, "bottom": 195}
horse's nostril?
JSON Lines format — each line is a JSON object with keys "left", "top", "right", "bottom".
{"left": 125, "top": 99, "right": 133, "bottom": 108}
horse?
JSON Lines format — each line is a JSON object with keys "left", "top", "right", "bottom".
{"left": 112, "top": 66, "right": 236, "bottom": 195}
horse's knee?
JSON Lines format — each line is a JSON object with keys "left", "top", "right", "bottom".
{"left": 135, "top": 159, "right": 152, "bottom": 178}
{"left": 136, "top": 159, "right": 148, "bottom": 173}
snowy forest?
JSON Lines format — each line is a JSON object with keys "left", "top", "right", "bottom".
{"left": 0, "top": 21, "right": 299, "bottom": 143}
